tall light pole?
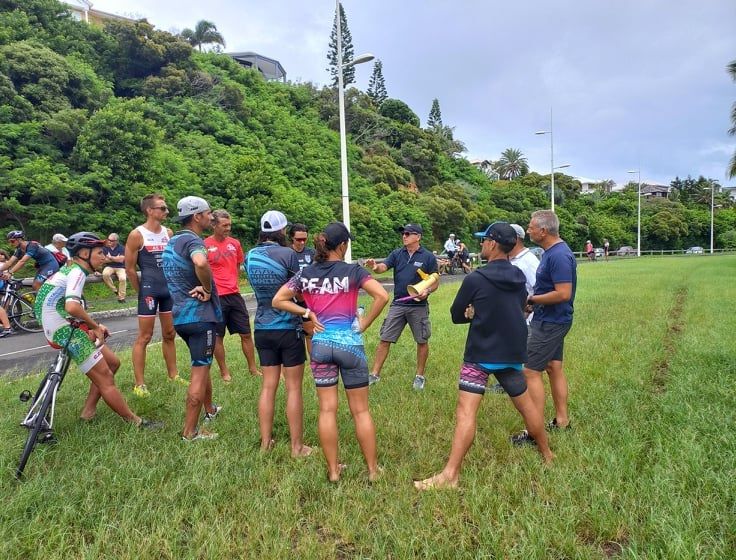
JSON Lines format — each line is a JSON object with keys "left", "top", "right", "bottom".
{"left": 336, "top": 1, "right": 373, "bottom": 262}
{"left": 627, "top": 169, "right": 642, "bottom": 256}
{"left": 704, "top": 185, "right": 721, "bottom": 254}
{"left": 535, "top": 107, "right": 558, "bottom": 211}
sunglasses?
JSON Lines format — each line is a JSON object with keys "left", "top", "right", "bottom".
{"left": 293, "top": 237, "right": 308, "bottom": 242}
{"left": 402, "top": 232, "right": 418, "bottom": 237}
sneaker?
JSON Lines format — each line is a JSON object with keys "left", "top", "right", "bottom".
{"left": 133, "top": 384, "right": 150, "bottom": 398}
{"left": 138, "top": 418, "right": 164, "bottom": 430}
{"left": 368, "top": 373, "right": 381, "bottom": 385}
{"left": 204, "top": 404, "right": 222, "bottom": 422}
{"left": 510, "top": 430, "right": 536, "bottom": 446}
{"left": 489, "top": 382, "right": 505, "bottom": 394}
{"left": 0, "top": 328, "right": 13, "bottom": 338}
{"left": 412, "top": 375, "right": 426, "bottom": 391}
{"left": 168, "top": 375, "right": 189, "bottom": 386}
{"left": 182, "top": 428, "right": 218, "bottom": 442}
{"left": 547, "top": 418, "right": 571, "bottom": 431}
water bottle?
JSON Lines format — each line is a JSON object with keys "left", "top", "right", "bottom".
{"left": 352, "top": 305, "right": 365, "bottom": 333}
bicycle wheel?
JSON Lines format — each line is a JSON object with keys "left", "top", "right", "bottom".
{"left": 10, "top": 293, "right": 42, "bottom": 333}
{"left": 16, "top": 376, "right": 58, "bottom": 479}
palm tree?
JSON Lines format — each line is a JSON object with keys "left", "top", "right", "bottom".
{"left": 497, "top": 148, "right": 529, "bottom": 180}
{"left": 728, "top": 59, "right": 736, "bottom": 178}
{"left": 180, "top": 20, "right": 226, "bottom": 52}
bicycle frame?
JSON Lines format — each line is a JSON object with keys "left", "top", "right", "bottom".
{"left": 20, "top": 323, "right": 77, "bottom": 433}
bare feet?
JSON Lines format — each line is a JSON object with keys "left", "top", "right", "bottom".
{"left": 250, "top": 369, "right": 263, "bottom": 377}
{"left": 221, "top": 373, "right": 232, "bottom": 383}
{"left": 328, "top": 463, "right": 347, "bottom": 483}
{"left": 291, "top": 444, "right": 314, "bottom": 458}
{"left": 413, "top": 472, "right": 459, "bottom": 491}
{"left": 368, "top": 465, "right": 384, "bottom": 483}
{"left": 542, "top": 451, "right": 555, "bottom": 465}
{"left": 260, "top": 438, "right": 275, "bottom": 452}
{"left": 79, "top": 413, "right": 96, "bottom": 422}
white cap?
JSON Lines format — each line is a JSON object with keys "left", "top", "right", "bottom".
{"left": 260, "top": 210, "right": 288, "bottom": 232}
{"left": 510, "top": 224, "right": 525, "bottom": 239}
{"left": 449, "top": 233, "right": 455, "bottom": 237}
{"left": 174, "top": 196, "right": 211, "bottom": 223}
{"left": 52, "top": 233, "right": 68, "bottom": 243}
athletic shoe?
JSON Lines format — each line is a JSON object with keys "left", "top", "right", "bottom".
{"left": 182, "top": 428, "right": 218, "bottom": 442}
{"left": 133, "top": 384, "right": 150, "bottom": 398}
{"left": 138, "top": 418, "right": 164, "bottom": 430}
{"left": 547, "top": 418, "right": 571, "bottom": 431}
{"left": 412, "top": 375, "right": 426, "bottom": 391}
{"left": 0, "top": 328, "right": 13, "bottom": 338}
{"left": 204, "top": 404, "right": 222, "bottom": 422}
{"left": 368, "top": 374, "right": 381, "bottom": 385}
{"left": 489, "top": 383, "right": 505, "bottom": 394}
{"left": 168, "top": 375, "right": 189, "bottom": 386}
{"left": 510, "top": 430, "right": 536, "bottom": 446}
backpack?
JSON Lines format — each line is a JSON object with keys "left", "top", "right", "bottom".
{"left": 52, "top": 251, "right": 68, "bottom": 266}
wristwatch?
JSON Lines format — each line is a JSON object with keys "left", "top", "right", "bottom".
{"left": 302, "top": 308, "right": 311, "bottom": 319}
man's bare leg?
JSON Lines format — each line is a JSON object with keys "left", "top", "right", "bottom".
{"left": 546, "top": 360, "right": 569, "bottom": 426}
{"left": 80, "top": 346, "right": 120, "bottom": 420}
{"left": 258, "top": 366, "right": 280, "bottom": 450}
{"left": 182, "top": 365, "right": 210, "bottom": 438}
{"left": 132, "top": 316, "right": 155, "bottom": 387}
{"left": 239, "top": 333, "right": 261, "bottom": 375}
{"left": 416, "top": 342, "right": 429, "bottom": 376}
{"left": 213, "top": 336, "right": 231, "bottom": 381}
{"left": 415, "top": 391, "right": 483, "bottom": 490}
{"left": 523, "top": 367, "right": 546, "bottom": 418}
{"left": 159, "top": 312, "right": 179, "bottom": 379}
{"left": 509, "top": 391, "right": 554, "bottom": 463}
{"left": 370, "top": 340, "right": 392, "bottom": 377}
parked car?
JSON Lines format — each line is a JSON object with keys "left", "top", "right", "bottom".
{"left": 616, "top": 246, "right": 636, "bottom": 256}
{"left": 594, "top": 247, "right": 604, "bottom": 259}
{"left": 685, "top": 246, "right": 704, "bottom": 254}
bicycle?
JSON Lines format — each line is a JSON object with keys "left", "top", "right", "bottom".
{"left": 448, "top": 252, "right": 470, "bottom": 275}
{"left": 15, "top": 319, "right": 84, "bottom": 479}
{"left": 1, "top": 279, "right": 41, "bottom": 333}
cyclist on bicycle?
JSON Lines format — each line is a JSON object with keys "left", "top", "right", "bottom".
{"left": 1, "top": 231, "right": 60, "bottom": 290}
{"left": 34, "top": 232, "right": 158, "bottom": 428}
{"left": 444, "top": 233, "right": 458, "bottom": 261}
{"left": 457, "top": 240, "right": 472, "bottom": 273}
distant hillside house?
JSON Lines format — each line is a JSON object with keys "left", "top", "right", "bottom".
{"left": 469, "top": 159, "right": 499, "bottom": 180}
{"left": 575, "top": 177, "right": 602, "bottom": 194}
{"left": 63, "top": 0, "right": 136, "bottom": 25}
{"left": 228, "top": 52, "right": 287, "bottom": 82}
{"left": 641, "top": 183, "right": 672, "bottom": 198}
{"left": 722, "top": 185, "right": 736, "bottom": 201}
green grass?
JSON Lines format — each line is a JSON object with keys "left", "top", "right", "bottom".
{"left": 1, "top": 256, "right": 734, "bottom": 559}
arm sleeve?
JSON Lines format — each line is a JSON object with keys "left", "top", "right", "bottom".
{"left": 548, "top": 252, "right": 574, "bottom": 284}
{"left": 450, "top": 276, "right": 476, "bottom": 324}
{"left": 185, "top": 236, "right": 206, "bottom": 258}
{"left": 286, "top": 251, "right": 300, "bottom": 278}
{"left": 64, "top": 267, "right": 86, "bottom": 301}
{"left": 383, "top": 250, "right": 397, "bottom": 270}
{"left": 236, "top": 241, "right": 244, "bottom": 266}
{"left": 353, "top": 264, "right": 371, "bottom": 288}
{"left": 425, "top": 253, "right": 438, "bottom": 274}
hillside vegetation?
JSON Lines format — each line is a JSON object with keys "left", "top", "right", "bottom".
{"left": 1, "top": 0, "right": 735, "bottom": 255}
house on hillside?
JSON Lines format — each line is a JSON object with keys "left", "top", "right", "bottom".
{"left": 227, "top": 52, "right": 287, "bottom": 82}
{"left": 469, "top": 159, "right": 499, "bottom": 180}
{"left": 63, "top": 0, "right": 137, "bottom": 25}
{"left": 576, "top": 177, "right": 601, "bottom": 194}
{"left": 641, "top": 183, "right": 672, "bottom": 198}
{"left": 722, "top": 185, "right": 736, "bottom": 201}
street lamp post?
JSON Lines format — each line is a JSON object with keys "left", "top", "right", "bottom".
{"left": 535, "top": 107, "right": 559, "bottom": 211}
{"left": 703, "top": 186, "right": 721, "bottom": 254}
{"left": 627, "top": 169, "right": 642, "bottom": 257}
{"left": 336, "top": 1, "right": 373, "bottom": 262}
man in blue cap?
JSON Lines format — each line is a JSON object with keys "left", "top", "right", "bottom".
{"left": 415, "top": 222, "right": 552, "bottom": 490}
{"left": 364, "top": 223, "right": 438, "bottom": 390}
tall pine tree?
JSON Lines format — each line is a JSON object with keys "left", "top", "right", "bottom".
{"left": 366, "top": 59, "right": 387, "bottom": 105}
{"left": 427, "top": 98, "right": 443, "bottom": 128}
{"left": 326, "top": 3, "right": 355, "bottom": 87}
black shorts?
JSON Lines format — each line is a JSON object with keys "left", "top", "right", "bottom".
{"left": 175, "top": 322, "right": 216, "bottom": 367}
{"left": 137, "top": 283, "right": 173, "bottom": 317}
{"left": 526, "top": 321, "right": 572, "bottom": 372}
{"left": 254, "top": 329, "right": 306, "bottom": 367}
{"left": 216, "top": 293, "right": 251, "bottom": 336}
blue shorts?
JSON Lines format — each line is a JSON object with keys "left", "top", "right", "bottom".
{"left": 35, "top": 265, "right": 59, "bottom": 283}
{"left": 137, "top": 283, "right": 173, "bottom": 317}
{"left": 310, "top": 340, "right": 368, "bottom": 390}
{"left": 175, "top": 322, "right": 215, "bottom": 366}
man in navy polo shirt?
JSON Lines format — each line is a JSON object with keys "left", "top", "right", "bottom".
{"left": 364, "top": 223, "right": 438, "bottom": 390}
{"left": 512, "top": 210, "right": 577, "bottom": 445}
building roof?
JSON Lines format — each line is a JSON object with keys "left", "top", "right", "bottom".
{"left": 227, "top": 52, "right": 286, "bottom": 81}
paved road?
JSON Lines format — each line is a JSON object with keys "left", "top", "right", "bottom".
{"left": 0, "top": 274, "right": 465, "bottom": 378}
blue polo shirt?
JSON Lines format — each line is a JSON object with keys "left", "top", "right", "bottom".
{"left": 383, "top": 245, "right": 438, "bottom": 307}
{"left": 531, "top": 241, "right": 576, "bottom": 324}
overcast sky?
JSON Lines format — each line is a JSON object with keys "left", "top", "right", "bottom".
{"left": 93, "top": 0, "right": 736, "bottom": 187}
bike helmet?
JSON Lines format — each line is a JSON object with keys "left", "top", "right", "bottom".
{"left": 66, "top": 232, "right": 105, "bottom": 256}
{"left": 6, "top": 230, "right": 24, "bottom": 240}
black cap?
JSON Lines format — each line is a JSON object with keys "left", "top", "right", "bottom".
{"left": 473, "top": 222, "right": 517, "bottom": 247}
{"left": 323, "top": 222, "right": 354, "bottom": 248}
{"left": 396, "top": 223, "right": 423, "bottom": 235}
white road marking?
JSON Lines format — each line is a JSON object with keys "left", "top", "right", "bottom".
{"left": 0, "top": 329, "right": 130, "bottom": 357}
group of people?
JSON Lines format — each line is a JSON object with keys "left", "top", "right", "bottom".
{"left": 7, "top": 192, "right": 578, "bottom": 486}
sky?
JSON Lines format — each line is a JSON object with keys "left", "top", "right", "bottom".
{"left": 91, "top": 0, "right": 736, "bottom": 187}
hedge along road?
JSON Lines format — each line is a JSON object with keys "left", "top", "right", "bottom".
{"left": 0, "top": 274, "right": 467, "bottom": 378}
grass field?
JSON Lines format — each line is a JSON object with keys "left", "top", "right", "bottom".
{"left": 1, "top": 256, "right": 734, "bottom": 559}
